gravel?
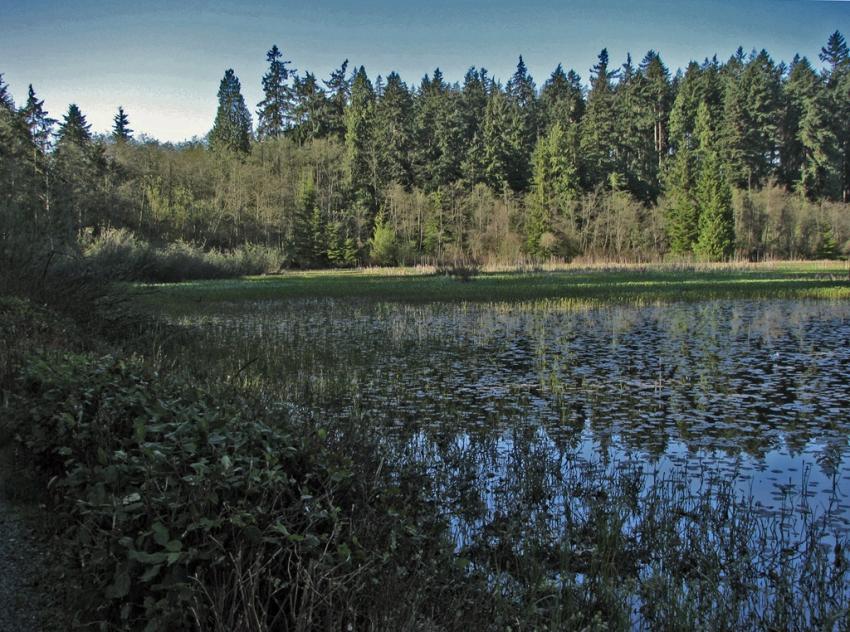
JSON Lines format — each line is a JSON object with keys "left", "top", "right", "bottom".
{"left": 0, "top": 444, "right": 63, "bottom": 632}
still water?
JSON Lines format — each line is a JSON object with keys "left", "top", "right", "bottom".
{"left": 182, "top": 298, "right": 850, "bottom": 530}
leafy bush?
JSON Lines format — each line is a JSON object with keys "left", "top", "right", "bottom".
{"left": 82, "top": 229, "right": 285, "bottom": 282}
{"left": 10, "top": 352, "right": 468, "bottom": 630}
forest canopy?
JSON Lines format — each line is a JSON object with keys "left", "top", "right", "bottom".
{"left": 2, "top": 32, "right": 850, "bottom": 272}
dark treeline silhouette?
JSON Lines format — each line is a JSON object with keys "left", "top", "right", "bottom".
{"left": 2, "top": 32, "right": 849, "bottom": 271}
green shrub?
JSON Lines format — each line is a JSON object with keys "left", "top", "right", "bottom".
{"left": 81, "top": 229, "right": 286, "bottom": 282}
{"left": 10, "top": 352, "right": 466, "bottom": 630}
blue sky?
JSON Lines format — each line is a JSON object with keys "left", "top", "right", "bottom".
{"left": 1, "top": 0, "right": 847, "bottom": 142}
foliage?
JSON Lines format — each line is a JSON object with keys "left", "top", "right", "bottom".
{"left": 8, "top": 350, "right": 470, "bottom": 630}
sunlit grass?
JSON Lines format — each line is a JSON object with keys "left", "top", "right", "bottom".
{"left": 138, "top": 260, "right": 850, "bottom": 311}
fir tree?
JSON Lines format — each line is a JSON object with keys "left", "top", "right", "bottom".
{"left": 323, "top": 59, "right": 350, "bottom": 140}
{"left": 580, "top": 49, "right": 620, "bottom": 189}
{"left": 819, "top": 31, "right": 849, "bottom": 78}
{"left": 57, "top": 103, "right": 92, "bottom": 147}
{"left": 256, "top": 45, "right": 295, "bottom": 139}
{"left": 345, "top": 66, "right": 376, "bottom": 199}
{"left": 664, "top": 142, "right": 699, "bottom": 254}
{"left": 694, "top": 103, "right": 734, "bottom": 260}
{"left": 505, "top": 56, "right": 538, "bottom": 190}
{"left": 539, "top": 64, "right": 584, "bottom": 131}
{"left": 374, "top": 72, "right": 414, "bottom": 188}
{"left": 527, "top": 121, "right": 579, "bottom": 256}
{"left": 482, "top": 86, "right": 514, "bottom": 190}
{"left": 210, "top": 69, "right": 252, "bottom": 153}
{"left": 20, "top": 84, "right": 55, "bottom": 153}
{"left": 291, "top": 72, "right": 328, "bottom": 144}
{"left": 112, "top": 106, "right": 133, "bottom": 142}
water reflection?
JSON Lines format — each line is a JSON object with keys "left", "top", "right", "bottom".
{"left": 179, "top": 299, "right": 850, "bottom": 528}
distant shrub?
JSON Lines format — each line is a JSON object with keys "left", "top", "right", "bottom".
{"left": 82, "top": 229, "right": 285, "bottom": 282}
{"left": 434, "top": 258, "right": 481, "bottom": 282}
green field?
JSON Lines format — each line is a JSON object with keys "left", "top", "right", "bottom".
{"left": 143, "top": 261, "right": 850, "bottom": 309}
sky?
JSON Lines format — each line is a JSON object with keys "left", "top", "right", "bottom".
{"left": 1, "top": 0, "right": 848, "bottom": 142}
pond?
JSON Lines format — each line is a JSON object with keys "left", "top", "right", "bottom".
{"left": 176, "top": 298, "right": 849, "bottom": 521}
{"left": 168, "top": 296, "right": 850, "bottom": 624}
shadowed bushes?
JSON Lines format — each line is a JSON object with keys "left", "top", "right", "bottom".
{"left": 81, "top": 228, "right": 286, "bottom": 282}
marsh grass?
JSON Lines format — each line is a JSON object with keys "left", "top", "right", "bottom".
{"left": 140, "top": 261, "right": 850, "bottom": 311}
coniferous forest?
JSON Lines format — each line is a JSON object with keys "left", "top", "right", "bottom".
{"left": 6, "top": 24, "right": 850, "bottom": 631}
{"left": 3, "top": 33, "right": 850, "bottom": 274}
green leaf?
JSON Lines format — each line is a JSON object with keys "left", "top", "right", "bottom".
{"left": 106, "top": 565, "right": 131, "bottom": 599}
{"left": 140, "top": 564, "right": 161, "bottom": 583}
{"left": 151, "top": 522, "right": 169, "bottom": 547}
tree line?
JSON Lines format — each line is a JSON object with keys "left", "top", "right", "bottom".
{"left": 2, "top": 32, "right": 849, "bottom": 268}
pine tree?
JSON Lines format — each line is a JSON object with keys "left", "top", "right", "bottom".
{"left": 482, "top": 86, "right": 515, "bottom": 190}
{"left": 322, "top": 59, "right": 350, "bottom": 140}
{"left": 57, "top": 103, "right": 92, "bottom": 147}
{"left": 721, "top": 50, "right": 781, "bottom": 188}
{"left": 664, "top": 142, "right": 699, "bottom": 254}
{"left": 291, "top": 72, "right": 328, "bottom": 144}
{"left": 373, "top": 72, "right": 414, "bottom": 188}
{"left": 210, "top": 69, "right": 252, "bottom": 153}
{"left": 345, "top": 66, "right": 376, "bottom": 199}
{"left": 413, "top": 69, "right": 464, "bottom": 189}
{"left": 580, "top": 49, "right": 621, "bottom": 189}
{"left": 256, "top": 45, "right": 295, "bottom": 139}
{"left": 694, "top": 103, "right": 734, "bottom": 260}
{"left": 820, "top": 31, "right": 850, "bottom": 78}
{"left": 20, "top": 85, "right": 55, "bottom": 153}
{"left": 820, "top": 31, "right": 850, "bottom": 201}
{"left": 505, "top": 56, "right": 538, "bottom": 190}
{"left": 539, "top": 64, "right": 584, "bottom": 131}
{"left": 0, "top": 75, "right": 40, "bottom": 238}
{"left": 640, "top": 52, "right": 672, "bottom": 168}
{"left": 459, "top": 68, "right": 489, "bottom": 184}
{"left": 526, "top": 121, "right": 580, "bottom": 256}
{"left": 112, "top": 106, "right": 133, "bottom": 142}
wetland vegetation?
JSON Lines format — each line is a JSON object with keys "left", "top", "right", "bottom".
{"left": 3, "top": 20, "right": 850, "bottom": 631}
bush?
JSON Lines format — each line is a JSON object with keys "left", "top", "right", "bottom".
{"left": 9, "top": 351, "right": 468, "bottom": 630}
{"left": 82, "top": 229, "right": 285, "bottom": 282}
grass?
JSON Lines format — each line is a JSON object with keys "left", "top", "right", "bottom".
{"left": 139, "top": 260, "right": 850, "bottom": 310}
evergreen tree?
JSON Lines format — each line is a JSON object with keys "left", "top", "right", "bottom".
{"left": 210, "top": 69, "right": 252, "bottom": 153}
{"left": 820, "top": 31, "right": 850, "bottom": 201}
{"left": 345, "top": 65, "right": 376, "bottom": 200}
{"left": 721, "top": 50, "right": 781, "bottom": 188}
{"left": 413, "top": 69, "right": 464, "bottom": 189}
{"left": 0, "top": 75, "right": 40, "bottom": 239}
{"left": 580, "top": 49, "right": 620, "bottom": 188}
{"left": 322, "top": 59, "right": 350, "bottom": 140}
{"left": 527, "top": 121, "right": 580, "bottom": 256}
{"left": 459, "top": 68, "right": 490, "bottom": 184}
{"left": 694, "top": 102, "right": 734, "bottom": 260}
{"left": 20, "top": 85, "right": 55, "bottom": 153}
{"left": 256, "top": 45, "right": 295, "bottom": 139}
{"left": 505, "top": 56, "right": 538, "bottom": 190}
{"left": 373, "top": 72, "right": 414, "bottom": 188}
{"left": 798, "top": 78, "right": 841, "bottom": 199}
{"left": 293, "top": 172, "right": 325, "bottom": 266}
{"left": 669, "top": 58, "right": 722, "bottom": 152}
{"left": 112, "top": 105, "right": 133, "bottom": 142}
{"left": 640, "top": 52, "right": 672, "bottom": 168}
{"left": 820, "top": 31, "right": 850, "bottom": 78}
{"left": 482, "top": 86, "right": 515, "bottom": 190}
{"left": 291, "top": 72, "right": 328, "bottom": 144}
{"left": 57, "top": 103, "right": 92, "bottom": 147}
{"left": 664, "top": 142, "right": 699, "bottom": 254}
{"left": 539, "top": 64, "right": 584, "bottom": 131}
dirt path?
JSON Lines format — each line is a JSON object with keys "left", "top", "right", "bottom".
{"left": 0, "top": 444, "right": 61, "bottom": 632}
